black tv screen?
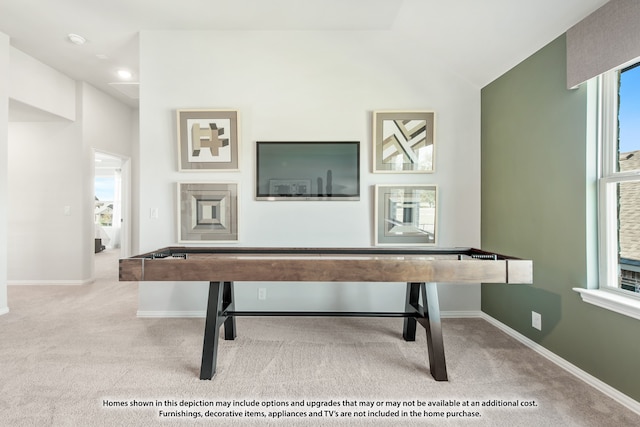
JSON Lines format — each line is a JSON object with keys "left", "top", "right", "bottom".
{"left": 256, "top": 141, "right": 360, "bottom": 201}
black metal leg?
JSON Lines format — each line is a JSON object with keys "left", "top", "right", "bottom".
{"left": 198, "top": 280, "right": 447, "bottom": 381}
{"left": 223, "top": 281, "right": 236, "bottom": 340}
{"left": 200, "top": 281, "right": 223, "bottom": 380}
{"left": 403, "top": 282, "right": 420, "bottom": 341}
{"left": 417, "top": 282, "right": 448, "bottom": 381}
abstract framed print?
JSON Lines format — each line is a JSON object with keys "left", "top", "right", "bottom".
{"left": 373, "top": 111, "right": 435, "bottom": 173}
{"left": 374, "top": 184, "right": 437, "bottom": 246}
{"left": 177, "top": 109, "right": 239, "bottom": 171}
{"left": 177, "top": 182, "right": 238, "bottom": 242}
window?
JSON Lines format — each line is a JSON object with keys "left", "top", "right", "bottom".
{"left": 617, "top": 64, "right": 640, "bottom": 293}
{"left": 95, "top": 176, "right": 115, "bottom": 227}
{"left": 577, "top": 62, "right": 640, "bottom": 320}
{"left": 599, "top": 63, "right": 640, "bottom": 293}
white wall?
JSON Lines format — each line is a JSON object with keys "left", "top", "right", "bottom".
{"left": 82, "top": 82, "right": 134, "bottom": 157}
{"left": 83, "top": 82, "right": 136, "bottom": 257}
{"left": 9, "top": 47, "right": 75, "bottom": 121}
{"left": 0, "top": 32, "right": 9, "bottom": 314}
{"left": 7, "top": 49, "right": 134, "bottom": 284}
{"left": 130, "top": 112, "right": 140, "bottom": 256}
{"left": 8, "top": 119, "right": 87, "bottom": 282}
{"left": 138, "top": 30, "right": 481, "bottom": 315}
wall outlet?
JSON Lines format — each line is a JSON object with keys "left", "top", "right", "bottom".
{"left": 258, "top": 288, "right": 267, "bottom": 300}
{"left": 531, "top": 311, "right": 542, "bottom": 331}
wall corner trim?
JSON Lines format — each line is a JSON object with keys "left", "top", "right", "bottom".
{"left": 0, "top": 307, "right": 9, "bottom": 316}
{"left": 480, "top": 312, "right": 640, "bottom": 416}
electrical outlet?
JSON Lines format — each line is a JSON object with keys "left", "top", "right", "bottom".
{"left": 258, "top": 288, "right": 267, "bottom": 300}
{"left": 531, "top": 311, "right": 542, "bottom": 331}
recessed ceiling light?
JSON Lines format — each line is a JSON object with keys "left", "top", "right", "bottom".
{"left": 117, "top": 69, "right": 133, "bottom": 79}
{"left": 67, "top": 33, "right": 86, "bottom": 45}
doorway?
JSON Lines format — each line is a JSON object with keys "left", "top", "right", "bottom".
{"left": 94, "top": 150, "right": 131, "bottom": 258}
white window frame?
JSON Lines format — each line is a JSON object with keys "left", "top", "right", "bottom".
{"left": 574, "top": 68, "right": 640, "bottom": 320}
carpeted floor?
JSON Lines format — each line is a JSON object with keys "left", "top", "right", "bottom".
{"left": 1, "top": 250, "right": 638, "bottom": 426}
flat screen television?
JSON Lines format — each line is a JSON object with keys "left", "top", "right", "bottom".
{"left": 256, "top": 141, "right": 360, "bottom": 201}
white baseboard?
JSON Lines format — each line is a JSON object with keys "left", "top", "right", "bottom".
{"left": 479, "top": 312, "right": 640, "bottom": 416}
{"left": 0, "top": 306, "right": 9, "bottom": 316}
{"left": 8, "top": 278, "right": 95, "bottom": 286}
{"left": 442, "top": 310, "right": 483, "bottom": 318}
{"left": 137, "top": 310, "right": 206, "bottom": 318}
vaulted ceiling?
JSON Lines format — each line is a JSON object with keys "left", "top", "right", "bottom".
{"left": 0, "top": 0, "right": 608, "bottom": 107}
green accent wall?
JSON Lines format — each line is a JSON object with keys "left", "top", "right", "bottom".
{"left": 481, "top": 34, "right": 640, "bottom": 402}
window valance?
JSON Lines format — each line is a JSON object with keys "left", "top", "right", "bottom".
{"left": 566, "top": 0, "right": 640, "bottom": 89}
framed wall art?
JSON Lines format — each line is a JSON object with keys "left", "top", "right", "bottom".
{"left": 373, "top": 111, "right": 435, "bottom": 173}
{"left": 374, "top": 184, "right": 437, "bottom": 246}
{"left": 177, "top": 182, "right": 239, "bottom": 242}
{"left": 176, "top": 109, "right": 239, "bottom": 171}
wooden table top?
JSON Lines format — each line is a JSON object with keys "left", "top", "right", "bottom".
{"left": 119, "top": 247, "right": 532, "bottom": 284}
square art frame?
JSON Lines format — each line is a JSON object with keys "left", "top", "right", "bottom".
{"left": 373, "top": 111, "right": 435, "bottom": 173}
{"left": 176, "top": 109, "right": 239, "bottom": 171}
{"left": 177, "top": 182, "right": 239, "bottom": 243}
{"left": 374, "top": 184, "right": 437, "bottom": 246}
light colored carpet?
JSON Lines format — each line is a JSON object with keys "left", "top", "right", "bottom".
{"left": 0, "top": 250, "right": 638, "bottom": 426}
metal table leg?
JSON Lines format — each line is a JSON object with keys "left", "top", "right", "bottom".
{"left": 402, "top": 282, "right": 420, "bottom": 341}
{"left": 223, "top": 281, "right": 236, "bottom": 340}
{"left": 417, "top": 282, "right": 448, "bottom": 381}
{"left": 200, "top": 281, "right": 223, "bottom": 380}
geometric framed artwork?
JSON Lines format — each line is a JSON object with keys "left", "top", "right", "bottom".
{"left": 374, "top": 184, "right": 437, "bottom": 246}
{"left": 176, "top": 109, "right": 239, "bottom": 171}
{"left": 372, "top": 111, "right": 435, "bottom": 173}
{"left": 177, "top": 182, "right": 238, "bottom": 242}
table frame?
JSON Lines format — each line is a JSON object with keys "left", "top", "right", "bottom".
{"left": 199, "top": 280, "right": 448, "bottom": 381}
{"left": 119, "top": 247, "right": 532, "bottom": 382}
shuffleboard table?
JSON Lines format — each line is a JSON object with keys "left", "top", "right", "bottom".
{"left": 119, "top": 247, "right": 532, "bottom": 381}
